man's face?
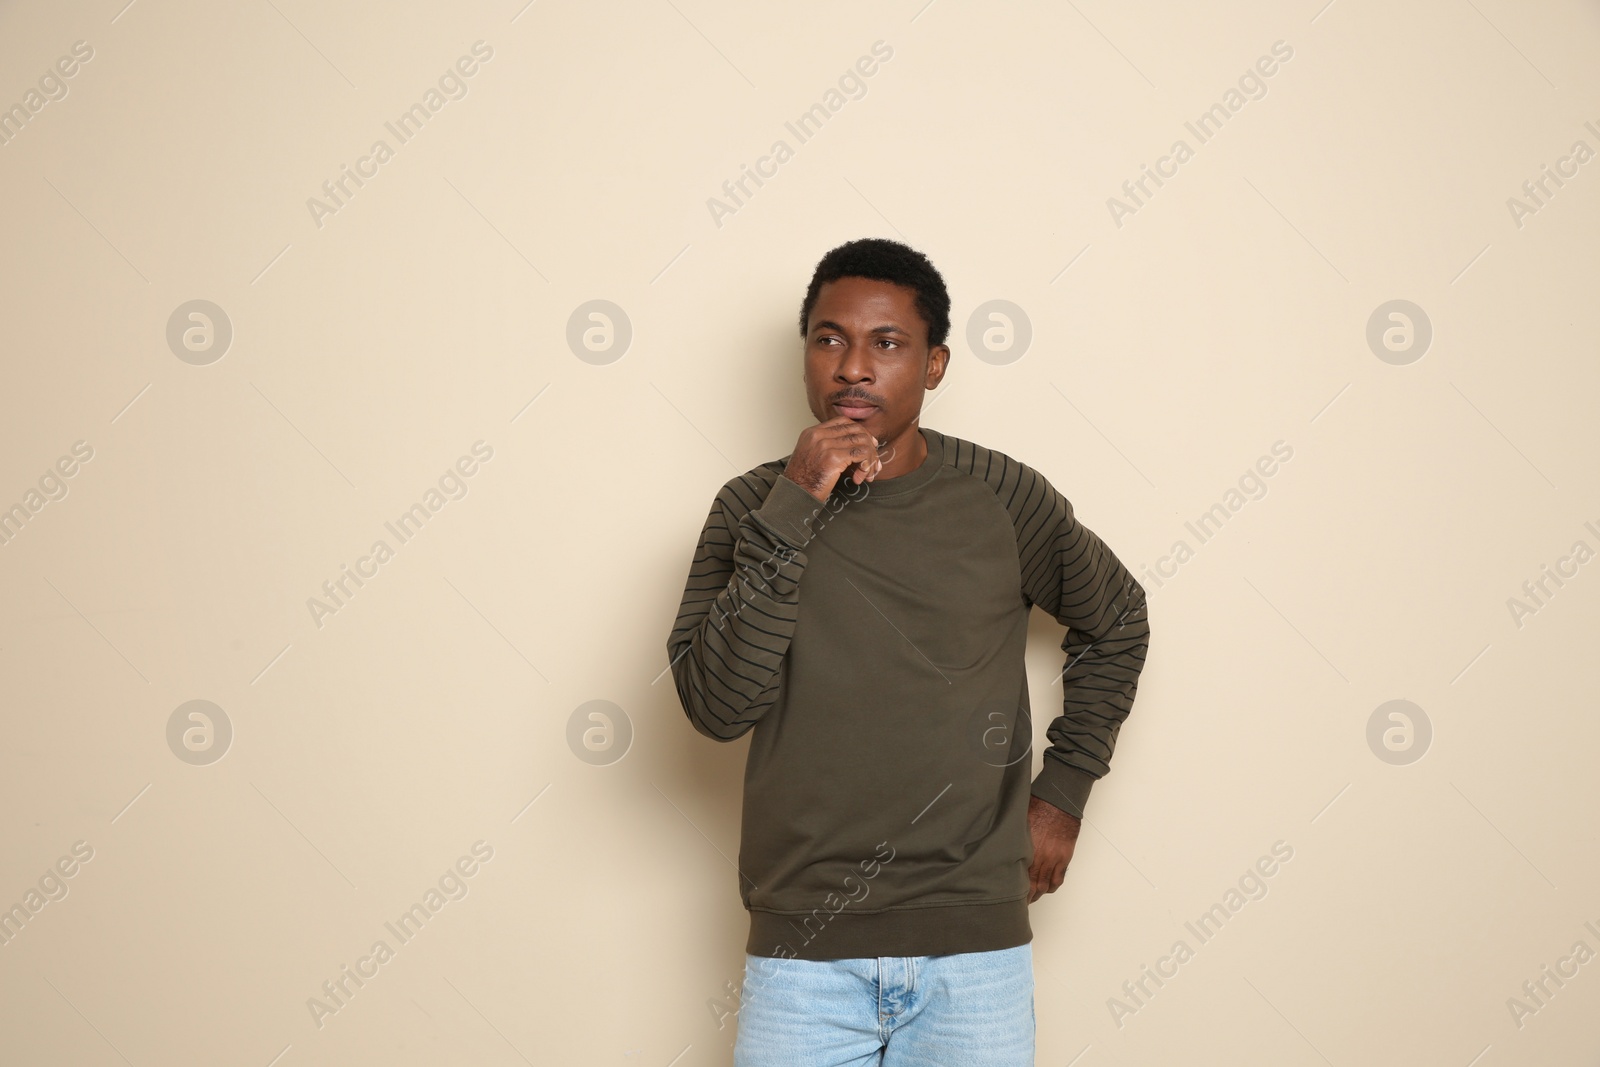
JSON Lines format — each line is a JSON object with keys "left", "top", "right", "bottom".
{"left": 802, "top": 276, "right": 949, "bottom": 441}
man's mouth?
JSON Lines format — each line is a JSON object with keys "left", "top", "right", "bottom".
{"left": 834, "top": 401, "right": 877, "bottom": 420}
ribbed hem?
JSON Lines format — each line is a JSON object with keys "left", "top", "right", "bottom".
{"left": 746, "top": 898, "right": 1031, "bottom": 960}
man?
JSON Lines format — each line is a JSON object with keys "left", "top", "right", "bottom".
{"left": 666, "top": 237, "right": 1150, "bottom": 1065}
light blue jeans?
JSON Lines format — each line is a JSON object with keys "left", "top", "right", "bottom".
{"left": 732, "top": 943, "right": 1034, "bottom": 1066}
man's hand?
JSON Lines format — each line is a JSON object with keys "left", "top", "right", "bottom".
{"left": 1027, "top": 795, "right": 1081, "bottom": 903}
{"left": 782, "top": 415, "right": 886, "bottom": 503}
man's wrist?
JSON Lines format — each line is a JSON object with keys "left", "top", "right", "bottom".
{"left": 752, "top": 474, "right": 829, "bottom": 546}
{"left": 779, "top": 467, "right": 834, "bottom": 505}
{"left": 1030, "top": 759, "right": 1096, "bottom": 820}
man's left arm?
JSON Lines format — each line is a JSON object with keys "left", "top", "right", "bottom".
{"left": 1017, "top": 465, "right": 1151, "bottom": 900}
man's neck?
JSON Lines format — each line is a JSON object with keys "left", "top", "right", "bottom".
{"left": 874, "top": 422, "right": 927, "bottom": 480}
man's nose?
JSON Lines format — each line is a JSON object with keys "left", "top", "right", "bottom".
{"left": 835, "top": 343, "right": 873, "bottom": 381}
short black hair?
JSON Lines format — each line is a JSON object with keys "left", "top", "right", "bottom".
{"left": 797, "top": 237, "right": 951, "bottom": 348}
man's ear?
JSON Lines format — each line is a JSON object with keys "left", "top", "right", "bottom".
{"left": 925, "top": 345, "right": 950, "bottom": 389}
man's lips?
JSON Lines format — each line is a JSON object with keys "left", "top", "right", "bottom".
{"left": 834, "top": 401, "right": 877, "bottom": 419}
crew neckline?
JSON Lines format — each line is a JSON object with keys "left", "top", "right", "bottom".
{"left": 850, "top": 425, "right": 942, "bottom": 498}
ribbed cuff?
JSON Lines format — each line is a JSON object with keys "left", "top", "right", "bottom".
{"left": 749, "top": 475, "right": 827, "bottom": 549}
{"left": 1030, "top": 759, "right": 1096, "bottom": 819}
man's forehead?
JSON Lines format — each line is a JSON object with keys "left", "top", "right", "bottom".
{"left": 810, "top": 281, "right": 919, "bottom": 332}
{"left": 817, "top": 276, "right": 914, "bottom": 301}
{"left": 809, "top": 317, "right": 913, "bottom": 338}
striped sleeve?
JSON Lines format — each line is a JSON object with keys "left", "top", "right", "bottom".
{"left": 929, "top": 431, "right": 1155, "bottom": 819}
{"left": 665, "top": 468, "right": 825, "bottom": 741}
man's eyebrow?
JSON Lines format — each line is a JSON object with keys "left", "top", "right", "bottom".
{"left": 812, "top": 319, "right": 911, "bottom": 337}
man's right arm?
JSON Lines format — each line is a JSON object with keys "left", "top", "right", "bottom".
{"left": 666, "top": 472, "right": 824, "bottom": 741}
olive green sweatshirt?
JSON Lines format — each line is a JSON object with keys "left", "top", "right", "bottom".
{"left": 666, "top": 425, "right": 1150, "bottom": 960}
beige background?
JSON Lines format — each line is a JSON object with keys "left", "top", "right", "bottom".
{"left": 1, "top": 0, "right": 1597, "bottom": 1064}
